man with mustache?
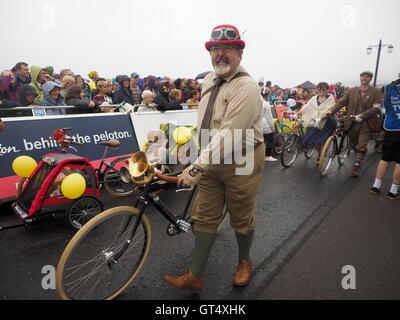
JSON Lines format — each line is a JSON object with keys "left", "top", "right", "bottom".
{"left": 323, "top": 71, "right": 383, "bottom": 177}
{"left": 165, "top": 25, "right": 265, "bottom": 290}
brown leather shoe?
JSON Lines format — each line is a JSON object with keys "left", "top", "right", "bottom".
{"left": 233, "top": 260, "right": 252, "bottom": 287}
{"left": 164, "top": 270, "right": 203, "bottom": 290}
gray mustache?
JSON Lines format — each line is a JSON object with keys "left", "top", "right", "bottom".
{"left": 216, "top": 57, "right": 229, "bottom": 64}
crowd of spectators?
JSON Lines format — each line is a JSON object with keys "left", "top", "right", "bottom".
{"left": 258, "top": 79, "right": 348, "bottom": 112}
{"left": 0, "top": 61, "right": 350, "bottom": 119}
{"left": 0, "top": 62, "right": 204, "bottom": 118}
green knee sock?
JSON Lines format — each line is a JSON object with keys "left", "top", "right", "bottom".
{"left": 190, "top": 231, "right": 217, "bottom": 279}
{"left": 235, "top": 231, "right": 254, "bottom": 261}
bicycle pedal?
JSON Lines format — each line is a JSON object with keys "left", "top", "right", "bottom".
{"left": 177, "top": 220, "right": 191, "bottom": 233}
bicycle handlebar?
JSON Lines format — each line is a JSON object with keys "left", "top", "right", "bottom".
{"left": 155, "top": 171, "right": 179, "bottom": 183}
{"left": 327, "top": 113, "right": 353, "bottom": 122}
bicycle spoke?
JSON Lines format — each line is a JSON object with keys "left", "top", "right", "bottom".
{"left": 58, "top": 208, "right": 150, "bottom": 300}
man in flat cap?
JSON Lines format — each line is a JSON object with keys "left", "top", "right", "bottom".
{"left": 324, "top": 71, "right": 383, "bottom": 177}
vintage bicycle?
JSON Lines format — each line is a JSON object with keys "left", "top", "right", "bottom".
{"left": 318, "top": 115, "right": 352, "bottom": 177}
{"left": 56, "top": 151, "right": 228, "bottom": 300}
{"left": 272, "top": 102, "right": 296, "bottom": 155}
{"left": 280, "top": 115, "right": 315, "bottom": 168}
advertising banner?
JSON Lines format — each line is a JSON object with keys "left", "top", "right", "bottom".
{"left": 0, "top": 113, "right": 139, "bottom": 201}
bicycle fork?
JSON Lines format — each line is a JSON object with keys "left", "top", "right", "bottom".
{"left": 111, "top": 199, "right": 148, "bottom": 265}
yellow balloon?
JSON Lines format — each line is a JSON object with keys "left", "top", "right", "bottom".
{"left": 12, "top": 156, "right": 37, "bottom": 178}
{"left": 61, "top": 173, "right": 86, "bottom": 199}
{"left": 173, "top": 127, "right": 191, "bottom": 145}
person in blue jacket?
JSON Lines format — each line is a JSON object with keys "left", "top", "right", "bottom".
{"left": 39, "top": 81, "right": 66, "bottom": 115}
{"left": 112, "top": 75, "right": 134, "bottom": 106}
{"left": 370, "top": 79, "right": 400, "bottom": 200}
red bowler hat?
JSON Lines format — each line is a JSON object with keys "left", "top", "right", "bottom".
{"left": 205, "top": 24, "right": 246, "bottom": 51}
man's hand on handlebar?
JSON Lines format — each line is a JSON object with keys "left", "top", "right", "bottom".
{"left": 177, "top": 164, "right": 204, "bottom": 188}
{"left": 350, "top": 115, "right": 363, "bottom": 123}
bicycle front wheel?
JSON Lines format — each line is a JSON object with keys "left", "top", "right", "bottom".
{"left": 56, "top": 206, "right": 151, "bottom": 300}
{"left": 281, "top": 135, "right": 299, "bottom": 168}
{"left": 304, "top": 144, "right": 316, "bottom": 159}
{"left": 104, "top": 156, "right": 137, "bottom": 197}
{"left": 337, "top": 134, "right": 350, "bottom": 166}
{"left": 319, "top": 136, "right": 336, "bottom": 177}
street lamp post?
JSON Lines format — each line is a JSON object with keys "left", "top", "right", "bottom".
{"left": 366, "top": 40, "right": 394, "bottom": 87}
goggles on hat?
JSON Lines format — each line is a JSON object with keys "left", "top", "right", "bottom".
{"left": 211, "top": 27, "right": 240, "bottom": 41}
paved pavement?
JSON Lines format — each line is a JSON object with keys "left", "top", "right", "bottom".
{"left": 1, "top": 146, "right": 399, "bottom": 300}
{"left": 257, "top": 159, "right": 400, "bottom": 300}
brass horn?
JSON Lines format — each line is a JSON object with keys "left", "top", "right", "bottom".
{"left": 119, "top": 166, "right": 132, "bottom": 184}
{"left": 127, "top": 151, "right": 154, "bottom": 185}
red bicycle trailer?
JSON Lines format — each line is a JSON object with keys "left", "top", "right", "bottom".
{"left": 10, "top": 152, "right": 102, "bottom": 230}
{"left": 0, "top": 127, "right": 134, "bottom": 232}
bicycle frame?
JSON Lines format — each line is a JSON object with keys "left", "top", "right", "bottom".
{"left": 113, "top": 181, "right": 196, "bottom": 262}
{"left": 288, "top": 120, "right": 308, "bottom": 149}
{"left": 91, "top": 146, "right": 130, "bottom": 189}
{"left": 94, "top": 146, "right": 114, "bottom": 182}
{"left": 318, "top": 115, "right": 352, "bottom": 176}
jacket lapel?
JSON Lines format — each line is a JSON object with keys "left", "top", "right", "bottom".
{"left": 360, "top": 86, "right": 373, "bottom": 107}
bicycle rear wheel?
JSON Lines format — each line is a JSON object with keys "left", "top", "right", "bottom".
{"left": 319, "top": 136, "right": 336, "bottom": 177}
{"left": 273, "top": 133, "right": 286, "bottom": 155}
{"left": 304, "top": 144, "right": 316, "bottom": 159}
{"left": 104, "top": 156, "right": 137, "bottom": 197}
{"left": 337, "top": 134, "right": 350, "bottom": 166}
{"left": 281, "top": 134, "right": 299, "bottom": 168}
{"left": 56, "top": 206, "right": 151, "bottom": 300}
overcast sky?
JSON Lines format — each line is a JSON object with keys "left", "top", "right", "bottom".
{"left": 1, "top": 0, "right": 399, "bottom": 87}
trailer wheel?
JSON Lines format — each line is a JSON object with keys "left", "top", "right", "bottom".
{"left": 65, "top": 196, "right": 103, "bottom": 231}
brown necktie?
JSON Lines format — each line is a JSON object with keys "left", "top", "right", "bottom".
{"left": 199, "top": 78, "right": 225, "bottom": 149}
{"left": 200, "top": 78, "right": 225, "bottom": 131}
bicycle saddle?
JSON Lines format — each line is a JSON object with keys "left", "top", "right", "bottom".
{"left": 99, "top": 139, "right": 121, "bottom": 148}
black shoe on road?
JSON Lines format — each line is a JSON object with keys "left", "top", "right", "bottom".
{"left": 370, "top": 187, "right": 380, "bottom": 194}
{"left": 387, "top": 192, "right": 399, "bottom": 200}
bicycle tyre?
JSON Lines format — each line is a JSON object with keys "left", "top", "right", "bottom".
{"left": 273, "top": 133, "right": 286, "bottom": 155}
{"left": 337, "top": 134, "right": 350, "bottom": 166}
{"left": 103, "top": 156, "right": 137, "bottom": 197}
{"left": 277, "top": 126, "right": 295, "bottom": 153}
{"left": 56, "top": 206, "right": 151, "bottom": 300}
{"left": 319, "top": 136, "right": 336, "bottom": 177}
{"left": 281, "top": 134, "right": 300, "bottom": 168}
{"left": 65, "top": 195, "right": 103, "bottom": 231}
{"left": 304, "top": 144, "right": 316, "bottom": 159}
